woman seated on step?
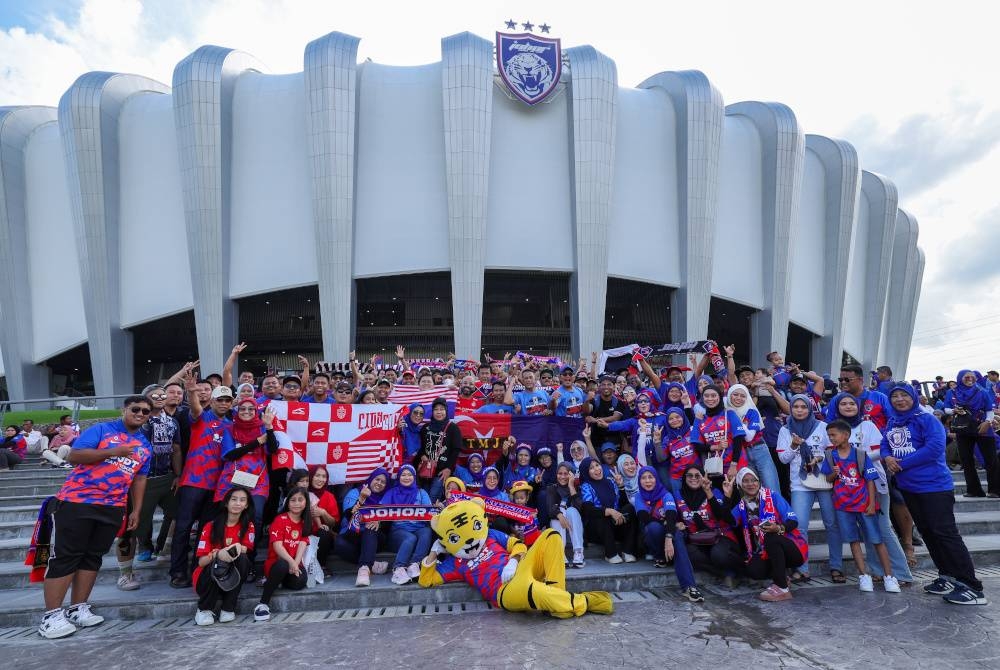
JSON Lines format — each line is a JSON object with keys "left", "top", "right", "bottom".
{"left": 193, "top": 486, "right": 255, "bottom": 626}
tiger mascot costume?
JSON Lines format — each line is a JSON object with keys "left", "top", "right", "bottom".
{"left": 418, "top": 498, "right": 613, "bottom": 618}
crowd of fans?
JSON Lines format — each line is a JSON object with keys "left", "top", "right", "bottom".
{"left": 15, "top": 342, "right": 994, "bottom": 640}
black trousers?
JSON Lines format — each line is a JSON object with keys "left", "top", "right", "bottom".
{"left": 264, "top": 468, "right": 289, "bottom": 526}
{"left": 260, "top": 558, "right": 307, "bottom": 605}
{"left": 745, "top": 534, "right": 804, "bottom": 588}
{"left": 583, "top": 507, "right": 638, "bottom": 558}
{"left": 687, "top": 536, "right": 744, "bottom": 576}
{"left": 901, "top": 489, "right": 983, "bottom": 591}
{"left": 955, "top": 434, "right": 999, "bottom": 496}
{"left": 196, "top": 553, "right": 250, "bottom": 612}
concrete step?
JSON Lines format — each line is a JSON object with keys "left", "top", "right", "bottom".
{"left": 0, "top": 557, "right": 689, "bottom": 628}
{"left": 806, "top": 532, "right": 1000, "bottom": 575}
{"left": 0, "top": 484, "right": 68, "bottom": 498}
{"left": 0, "top": 495, "right": 49, "bottom": 509}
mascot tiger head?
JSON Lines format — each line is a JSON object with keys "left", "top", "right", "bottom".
{"left": 504, "top": 52, "right": 554, "bottom": 98}
{"left": 430, "top": 498, "right": 489, "bottom": 560}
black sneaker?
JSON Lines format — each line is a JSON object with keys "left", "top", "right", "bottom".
{"left": 923, "top": 577, "right": 955, "bottom": 595}
{"left": 244, "top": 568, "right": 257, "bottom": 585}
{"left": 169, "top": 576, "right": 192, "bottom": 589}
{"left": 943, "top": 585, "right": 987, "bottom": 606}
{"left": 682, "top": 586, "right": 705, "bottom": 603}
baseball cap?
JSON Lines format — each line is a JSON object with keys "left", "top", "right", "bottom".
{"left": 334, "top": 381, "right": 353, "bottom": 392}
{"left": 508, "top": 480, "right": 533, "bottom": 497}
{"left": 211, "top": 385, "right": 234, "bottom": 400}
{"left": 402, "top": 369, "right": 415, "bottom": 377}
{"left": 560, "top": 365, "right": 575, "bottom": 375}
{"left": 790, "top": 373, "right": 807, "bottom": 383}
{"left": 282, "top": 375, "right": 302, "bottom": 387}
{"left": 600, "top": 441, "right": 618, "bottom": 453}
{"left": 376, "top": 378, "right": 391, "bottom": 387}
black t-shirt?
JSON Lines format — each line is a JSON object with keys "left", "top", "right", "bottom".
{"left": 588, "top": 395, "right": 621, "bottom": 447}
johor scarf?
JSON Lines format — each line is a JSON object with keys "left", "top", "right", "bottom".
{"left": 24, "top": 496, "right": 54, "bottom": 583}
{"left": 737, "top": 487, "right": 779, "bottom": 560}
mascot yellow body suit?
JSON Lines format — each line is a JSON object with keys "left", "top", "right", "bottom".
{"left": 418, "top": 498, "right": 613, "bottom": 618}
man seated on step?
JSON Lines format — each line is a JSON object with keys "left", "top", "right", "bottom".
{"left": 38, "top": 396, "right": 152, "bottom": 640}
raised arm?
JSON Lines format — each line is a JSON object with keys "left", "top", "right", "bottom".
{"left": 222, "top": 343, "right": 247, "bottom": 387}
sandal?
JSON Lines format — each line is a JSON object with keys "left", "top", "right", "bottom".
{"left": 830, "top": 570, "right": 847, "bottom": 584}
{"left": 790, "top": 571, "right": 810, "bottom": 584}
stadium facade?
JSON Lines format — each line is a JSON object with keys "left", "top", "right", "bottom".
{"left": 0, "top": 31, "right": 923, "bottom": 398}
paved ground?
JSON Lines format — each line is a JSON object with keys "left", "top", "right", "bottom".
{"left": 6, "top": 576, "right": 999, "bottom": 669}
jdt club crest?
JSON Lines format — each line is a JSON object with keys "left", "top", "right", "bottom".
{"left": 496, "top": 31, "right": 562, "bottom": 105}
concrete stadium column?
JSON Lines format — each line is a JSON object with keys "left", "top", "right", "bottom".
{"left": 304, "top": 32, "right": 361, "bottom": 362}
{"left": 566, "top": 46, "right": 617, "bottom": 359}
{"left": 173, "top": 47, "right": 267, "bottom": 376}
{"left": 0, "top": 107, "right": 58, "bottom": 400}
{"left": 727, "top": 103, "right": 805, "bottom": 364}
{"left": 881, "top": 210, "right": 919, "bottom": 377}
{"left": 858, "top": 172, "right": 898, "bottom": 373}
{"left": 441, "top": 32, "right": 493, "bottom": 360}
{"left": 59, "top": 74, "right": 170, "bottom": 397}
{"left": 898, "top": 247, "right": 924, "bottom": 378}
{"left": 805, "top": 135, "right": 861, "bottom": 375}
{"left": 638, "top": 71, "right": 724, "bottom": 343}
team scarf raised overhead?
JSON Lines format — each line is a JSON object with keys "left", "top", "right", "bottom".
{"left": 514, "top": 352, "right": 565, "bottom": 368}
{"left": 358, "top": 504, "right": 438, "bottom": 523}
{"left": 599, "top": 341, "right": 726, "bottom": 376}
{"left": 446, "top": 491, "right": 536, "bottom": 523}
{"left": 267, "top": 401, "right": 404, "bottom": 484}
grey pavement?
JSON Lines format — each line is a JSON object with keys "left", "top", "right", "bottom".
{"left": 5, "top": 576, "right": 1000, "bottom": 669}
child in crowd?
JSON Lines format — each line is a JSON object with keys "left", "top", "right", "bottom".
{"left": 193, "top": 486, "right": 255, "bottom": 626}
{"left": 255, "top": 487, "right": 311, "bottom": 621}
{"left": 821, "top": 420, "right": 899, "bottom": 594}
{"left": 508, "top": 481, "right": 541, "bottom": 546}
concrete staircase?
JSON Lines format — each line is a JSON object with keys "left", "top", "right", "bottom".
{"left": 0, "top": 455, "right": 996, "bottom": 628}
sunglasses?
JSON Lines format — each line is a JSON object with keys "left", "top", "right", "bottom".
{"left": 129, "top": 407, "right": 152, "bottom": 415}
{"left": 283, "top": 384, "right": 301, "bottom": 390}
{"left": 215, "top": 397, "right": 234, "bottom": 403}
{"left": 837, "top": 377, "right": 855, "bottom": 383}
{"left": 147, "top": 393, "right": 167, "bottom": 400}
{"left": 685, "top": 473, "right": 702, "bottom": 479}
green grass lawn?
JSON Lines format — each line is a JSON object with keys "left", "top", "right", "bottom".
{"left": 1, "top": 409, "right": 121, "bottom": 426}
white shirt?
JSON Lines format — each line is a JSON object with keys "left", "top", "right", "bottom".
{"left": 777, "top": 422, "right": 831, "bottom": 492}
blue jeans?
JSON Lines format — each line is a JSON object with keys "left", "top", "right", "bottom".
{"left": 389, "top": 525, "right": 433, "bottom": 568}
{"left": 250, "top": 494, "right": 266, "bottom": 560}
{"left": 422, "top": 478, "right": 445, "bottom": 504}
{"left": 866, "top": 491, "right": 914, "bottom": 581}
{"left": 643, "top": 522, "right": 697, "bottom": 589}
{"left": 746, "top": 443, "right": 781, "bottom": 493}
{"left": 791, "top": 488, "right": 842, "bottom": 574}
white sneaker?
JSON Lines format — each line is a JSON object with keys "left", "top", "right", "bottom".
{"left": 65, "top": 603, "right": 104, "bottom": 627}
{"left": 253, "top": 604, "right": 270, "bottom": 622}
{"left": 622, "top": 553, "right": 637, "bottom": 563}
{"left": 606, "top": 554, "right": 624, "bottom": 564}
{"left": 371, "top": 560, "right": 389, "bottom": 575}
{"left": 884, "top": 576, "right": 901, "bottom": 593}
{"left": 117, "top": 573, "right": 140, "bottom": 591}
{"left": 38, "top": 609, "right": 77, "bottom": 639}
{"left": 391, "top": 566, "right": 411, "bottom": 585}
{"left": 219, "top": 610, "right": 236, "bottom": 623}
{"left": 194, "top": 610, "right": 215, "bottom": 626}
{"left": 859, "top": 574, "right": 874, "bottom": 592}
{"left": 406, "top": 562, "right": 421, "bottom": 579}
{"left": 355, "top": 565, "right": 371, "bottom": 587}
{"left": 572, "top": 549, "right": 585, "bottom": 568}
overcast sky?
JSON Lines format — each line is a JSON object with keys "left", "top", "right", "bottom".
{"left": 2, "top": 0, "right": 997, "bottom": 382}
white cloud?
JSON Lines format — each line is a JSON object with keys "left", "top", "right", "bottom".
{"left": 1, "top": 0, "right": 998, "bottom": 381}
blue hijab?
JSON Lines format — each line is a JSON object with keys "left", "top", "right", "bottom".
{"left": 382, "top": 465, "right": 420, "bottom": 505}
{"left": 635, "top": 465, "right": 669, "bottom": 513}
{"left": 785, "top": 394, "right": 819, "bottom": 438}
{"left": 662, "top": 407, "right": 691, "bottom": 442}
{"left": 954, "top": 369, "right": 992, "bottom": 413}
{"left": 830, "top": 392, "right": 863, "bottom": 428}
{"left": 886, "top": 383, "right": 923, "bottom": 427}
{"left": 579, "top": 456, "right": 618, "bottom": 509}
{"left": 660, "top": 383, "right": 688, "bottom": 412}
{"left": 465, "top": 453, "right": 486, "bottom": 486}
{"left": 480, "top": 466, "right": 503, "bottom": 498}
{"left": 363, "top": 467, "right": 390, "bottom": 505}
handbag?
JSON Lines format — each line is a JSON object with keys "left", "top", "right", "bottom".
{"left": 951, "top": 409, "right": 979, "bottom": 436}
{"left": 688, "top": 528, "right": 722, "bottom": 546}
{"left": 211, "top": 557, "right": 241, "bottom": 592}
{"left": 801, "top": 472, "right": 833, "bottom": 491}
{"left": 704, "top": 455, "right": 724, "bottom": 476}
